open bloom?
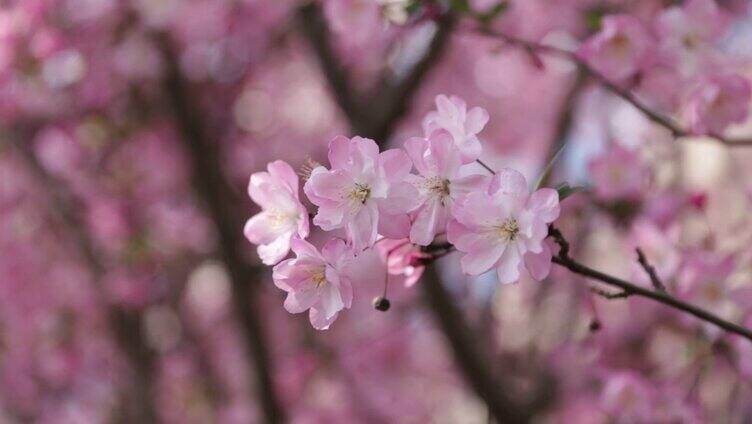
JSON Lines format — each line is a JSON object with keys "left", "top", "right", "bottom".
{"left": 244, "top": 160, "right": 309, "bottom": 265}
{"left": 588, "top": 144, "right": 649, "bottom": 202}
{"left": 422, "top": 95, "right": 489, "bottom": 163}
{"left": 655, "top": 0, "right": 729, "bottom": 76}
{"left": 577, "top": 15, "right": 655, "bottom": 82}
{"left": 304, "top": 136, "right": 419, "bottom": 251}
{"left": 404, "top": 130, "right": 489, "bottom": 245}
{"left": 447, "top": 168, "right": 560, "bottom": 284}
{"left": 272, "top": 238, "right": 354, "bottom": 330}
{"left": 686, "top": 74, "right": 751, "bottom": 135}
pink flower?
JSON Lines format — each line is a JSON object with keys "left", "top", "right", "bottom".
{"left": 404, "top": 130, "right": 490, "bottom": 245}
{"left": 588, "top": 144, "right": 649, "bottom": 202}
{"left": 577, "top": 15, "right": 655, "bottom": 82}
{"left": 376, "top": 238, "right": 425, "bottom": 287}
{"left": 655, "top": 0, "right": 729, "bottom": 76}
{"left": 599, "top": 372, "right": 653, "bottom": 422}
{"left": 244, "top": 160, "right": 309, "bottom": 265}
{"left": 422, "top": 95, "right": 489, "bottom": 164}
{"left": 272, "top": 238, "right": 354, "bottom": 330}
{"left": 447, "top": 168, "right": 560, "bottom": 284}
{"left": 686, "top": 74, "right": 751, "bottom": 135}
{"left": 304, "top": 136, "right": 419, "bottom": 251}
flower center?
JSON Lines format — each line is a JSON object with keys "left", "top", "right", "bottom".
{"left": 349, "top": 183, "right": 371, "bottom": 204}
{"left": 496, "top": 218, "right": 519, "bottom": 241}
{"left": 426, "top": 177, "right": 451, "bottom": 198}
{"left": 267, "top": 209, "right": 296, "bottom": 229}
{"left": 312, "top": 268, "right": 327, "bottom": 288}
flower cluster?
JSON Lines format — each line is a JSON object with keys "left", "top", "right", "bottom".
{"left": 245, "top": 95, "right": 560, "bottom": 329}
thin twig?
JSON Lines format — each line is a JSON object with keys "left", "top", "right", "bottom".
{"left": 635, "top": 247, "right": 667, "bottom": 293}
{"left": 548, "top": 226, "right": 752, "bottom": 343}
{"left": 472, "top": 27, "right": 752, "bottom": 147}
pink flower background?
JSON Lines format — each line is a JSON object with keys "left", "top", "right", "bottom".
{"left": 1, "top": 0, "right": 752, "bottom": 422}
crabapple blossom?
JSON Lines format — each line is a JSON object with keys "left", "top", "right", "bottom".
{"left": 588, "top": 144, "right": 649, "bottom": 202}
{"left": 304, "top": 136, "right": 419, "bottom": 251}
{"left": 655, "top": 0, "right": 729, "bottom": 76}
{"left": 447, "top": 168, "right": 560, "bottom": 284}
{"left": 244, "top": 160, "right": 310, "bottom": 265}
{"left": 403, "top": 129, "right": 489, "bottom": 245}
{"left": 422, "top": 95, "right": 489, "bottom": 163}
{"left": 577, "top": 15, "right": 655, "bottom": 82}
{"left": 272, "top": 238, "right": 354, "bottom": 330}
{"left": 685, "top": 73, "right": 751, "bottom": 135}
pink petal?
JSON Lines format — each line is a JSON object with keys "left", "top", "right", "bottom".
{"left": 267, "top": 160, "right": 299, "bottom": 197}
{"left": 403, "top": 136, "right": 431, "bottom": 176}
{"left": 347, "top": 202, "right": 379, "bottom": 250}
{"left": 410, "top": 199, "right": 446, "bottom": 246}
{"left": 465, "top": 107, "right": 489, "bottom": 134}
{"left": 377, "top": 212, "right": 411, "bottom": 239}
{"left": 290, "top": 237, "right": 322, "bottom": 260}
{"left": 427, "top": 129, "right": 462, "bottom": 178}
{"left": 379, "top": 181, "right": 420, "bottom": 215}
{"left": 283, "top": 284, "right": 320, "bottom": 314}
{"left": 528, "top": 188, "right": 561, "bottom": 223}
{"left": 327, "top": 135, "right": 352, "bottom": 170}
{"left": 459, "top": 241, "right": 506, "bottom": 276}
{"left": 257, "top": 232, "right": 294, "bottom": 265}
{"left": 524, "top": 242, "right": 553, "bottom": 281}
{"left": 488, "top": 168, "right": 529, "bottom": 197}
{"left": 379, "top": 148, "right": 413, "bottom": 182}
{"left": 243, "top": 213, "right": 280, "bottom": 245}
{"left": 319, "top": 283, "right": 344, "bottom": 319}
{"left": 309, "top": 307, "right": 338, "bottom": 330}
{"left": 496, "top": 245, "right": 522, "bottom": 284}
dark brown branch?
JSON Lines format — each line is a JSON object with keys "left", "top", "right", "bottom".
{"left": 156, "top": 34, "right": 284, "bottom": 424}
{"left": 299, "top": 2, "right": 455, "bottom": 142}
{"left": 421, "top": 265, "right": 534, "bottom": 423}
{"left": 548, "top": 226, "right": 752, "bottom": 343}
{"left": 635, "top": 247, "right": 666, "bottom": 293}
{"left": 6, "top": 132, "right": 156, "bottom": 423}
{"left": 472, "top": 27, "right": 752, "bottom": 147}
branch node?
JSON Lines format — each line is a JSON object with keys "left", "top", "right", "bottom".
{"left": 635, "top": 247, "right": 667, "bottom": 293}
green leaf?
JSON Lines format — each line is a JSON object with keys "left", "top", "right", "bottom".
{"left": 555, "top": 182, "right": 585, "bottom": 200}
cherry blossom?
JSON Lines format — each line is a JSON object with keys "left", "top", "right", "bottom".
{"left": 403, "top": 129, "right": 489, "bottom": 245}
{"left": 685, "top": 73, "right": 751, "bottom": 135}
{"left": 577, "top": 15, "right": 656, "bottom": 82}
{"left": 376, "top": 238, "right": 425, "bottom": 287}
{"left": 421, "top": 95, "right": 489, "bottom": 164}
{"left": 588, "top": 144, "right": 649, "bottom": 202}
{"left": 304, "top": 136, "right": 419, "bottom": 251}
{"left": 447, "top": 168, "right": 559, "bottom": 284}
{"left": 244, "top": 160, "right": 310, "bottom": 265}
{"left": 272, "top": 238, "right": 354, "bottom": 330}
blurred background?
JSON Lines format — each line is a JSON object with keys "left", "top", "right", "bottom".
{"left": 2, "top": 0, "right": 752, "bottom": 422}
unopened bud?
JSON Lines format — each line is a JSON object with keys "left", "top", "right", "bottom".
{"left": 372, "top": 296, "right": 391, "bottom": 312}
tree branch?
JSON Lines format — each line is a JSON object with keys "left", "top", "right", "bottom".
{"left": 421, "top": 265, "right": 535, "bottom": 423}
{"left": 6, "top": 131, "right": 157, "bottom": 423}
{"left": 155, "top": 34, "right": 284, "bottom": 424}
{"left": 299, "top": 3, "right": 456, "bottom": 142}
{"left": 548, "top": 226, "right": 752, "bottom": 343}
{"left": 635, "top": 247, "right": 667, "bottom": 293}
{"left": 472, "top": 27, "right": 752, "bottom": 147}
